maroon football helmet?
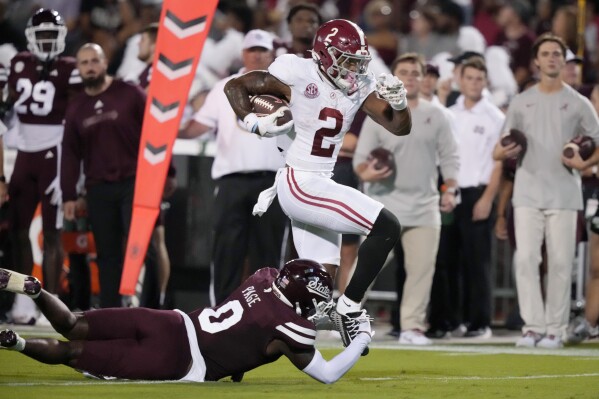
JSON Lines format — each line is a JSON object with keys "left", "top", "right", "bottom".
{"left": 273, "top": 259, "right": 333, "bottom": 318}
{"left": 26, "top": 9, "right": 67, "bottom": 61}
{"left": 311, "top": 19, "right": 371, "bottom": 94}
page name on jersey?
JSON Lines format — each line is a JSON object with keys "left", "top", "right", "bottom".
{"left": 242, "top": 286, "right": 261, "bottom": 307}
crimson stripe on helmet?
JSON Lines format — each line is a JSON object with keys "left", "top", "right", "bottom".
{"left": 287, "top": 168, "right": 373, "bottom": 230}
{"left": 275, "top": 325, "right": 316, "bottom": 345}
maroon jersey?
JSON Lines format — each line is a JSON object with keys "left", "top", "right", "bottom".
{"left": 274, "top": 40, "right": 312, "bottom": 59}
{"left": 8, "top": 52, "right": 82, "bottom": 125}
{"left": 493, "top": 31, "right": 536, "bottom": 74}
{"left": 188, "top": 268, "right": 316, "bottom": 381}
{"left": 61, "top": 79, "right": 146, "bottom": 201}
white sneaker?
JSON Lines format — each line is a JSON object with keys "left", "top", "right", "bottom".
{"left": 568, "top": 318, "right": 599, "bottom": 344}
{"left": 451, "top": 324, "right": 467, "bottom": 338}
{"left": 537, "top": 335, "right": 563, "bottom": 349}
{"left": 515, "top": 330, "right": 543, "bottom": 347}
{"left": 399, "top": 329, "right": 432, "bottom": 345}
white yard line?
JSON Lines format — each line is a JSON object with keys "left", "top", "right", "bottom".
{"left": 361, "top": 373, "right": 599, "bottom": 381}
{"left": 316, "top": 342, "right": 599, "bottom": 357}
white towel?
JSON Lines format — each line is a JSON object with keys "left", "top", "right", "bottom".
{"left": 253, "top": 168, "right": 285, "bottom": 216}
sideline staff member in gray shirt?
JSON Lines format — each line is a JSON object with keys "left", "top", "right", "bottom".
{"left": 494, "top": 33, "right": 599, "bottom": 349}
{"left": 354, "top": 53, "right": 459, "bottom": 345}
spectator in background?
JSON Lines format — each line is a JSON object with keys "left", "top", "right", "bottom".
{"left": 437, "top": 50, "right": 484, "bottom": 107}
{"left": 179, "top": 30, "right": 287, "bottom": 306}
{"left": 362, "top": 0, "right": 398, "bottom": 67}
{"left": 79, "top": 0, "right": 139, "bottom": 65}
{"left": 2, "top": 9, "right": 82, "bottom": 324}
{"left": 188, "top": 1, "right": 251, "bottom": 106}
{"left": 493, "top": 0, "right": 536, "bottom": 87}
{"left": 532, "top": 0, "right": 553, "bottom": 37}
{"left": 494, "top": 34, "right": 599, "bottom": 349}
{"left": 400, "top": 7, "right": 448, "bottom": 62}
{"left": 552, "top": 5, "right": 595, "bottom": 84}
{"left": 472, "top": 0, "right": 502, "bottom": 46}
{"left": 448, "top": 57, "right": 503, "bottom": 339}
{"left": 355, "top": 53, "right": 459, "bottom": 345}
{"left": 561, "top": 49, "right": 593, "bottom": 99}
{"left": 115, "top": 0, "right": 162, "bottom": 82}
{"left": 61, "top": 43, "right": 147, "bottom": 308}
{"left": 274, "top": 2, "right": 321, "bottom": 59}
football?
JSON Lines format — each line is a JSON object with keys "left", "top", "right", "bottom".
{"left": 563, "top": 135, "right": 596, "bottom": 160}
{"left": 367, "top": 147, "right": 395, "bottom": 171}
{"left": 250, "top": 94, "right": 293, "bottom": 126}
{"left": 500, "top": 128, "right": 527, "bottom": 156}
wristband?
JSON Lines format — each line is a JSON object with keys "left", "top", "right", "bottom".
{"left": 243, "top": 113, "right": 259, "bottom": 134}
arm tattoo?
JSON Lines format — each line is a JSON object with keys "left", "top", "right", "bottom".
{"left": 224, "top": 71, "right": 291, "bottom": 120}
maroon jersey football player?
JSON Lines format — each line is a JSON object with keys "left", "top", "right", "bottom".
{"left": 0, "top": 259, "right": 372, "bottom": 383}
{"left": 1, "top": 9, "right": 82, "bottom": 298}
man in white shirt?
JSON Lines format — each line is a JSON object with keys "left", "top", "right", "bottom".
{"left": 448, "top": 57, "right": 504, "bottom": 339}
{"left": 179, "top": 30, "right": 287, "bottom": 305}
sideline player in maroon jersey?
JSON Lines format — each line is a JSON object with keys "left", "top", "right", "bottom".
{"left": 0, "top": 9, "right": 82, "bottom": 302}
{"left": 0, "top": 259, "right": 372, "bottom": 383}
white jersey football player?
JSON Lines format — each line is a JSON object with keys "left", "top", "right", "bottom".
{"left": 224, "top": 19, "right": 412, "bottom": 349}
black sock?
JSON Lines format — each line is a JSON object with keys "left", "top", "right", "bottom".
{"left": 344, "top": 208, "right": 400, "bottom": 303}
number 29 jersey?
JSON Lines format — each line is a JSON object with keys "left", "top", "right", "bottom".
{"left": 268, "top": 55, "right": 376, "bottom": 174}
{"left": 187, "top": 268, "right": 317, "bottom": 381}
{"left": 7, "top": 52, "right": 82, "bottom": 151}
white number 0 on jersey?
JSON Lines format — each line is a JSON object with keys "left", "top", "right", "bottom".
{"left": 197, "top": 300, "right": 244, "bottom": 334}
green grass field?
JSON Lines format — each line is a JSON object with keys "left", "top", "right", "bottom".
{"left": 2, "top": 342, "right": 599, "bottom": 399}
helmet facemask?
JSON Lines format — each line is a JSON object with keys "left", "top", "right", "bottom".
{"left": 26, "top": 23, "right": 67, "bottom": 61}
{"left": 324, "top": 46, "right": 371, "bottom": 94}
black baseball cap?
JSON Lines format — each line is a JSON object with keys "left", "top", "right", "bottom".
{"left": 425, "top": 63, "right": 440, "bottom": 77}
{"left": 447, "top": 51, "right": 484, "bottom": 64}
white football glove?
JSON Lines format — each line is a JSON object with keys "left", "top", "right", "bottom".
{"left": 243, "top": 108, "right": 294, "bottom": 138}
{"left": 359, "top": 318, "right": 374, "bottom": 340}
{"left": 376, "top": 73, "right": 407, "bottom": 111}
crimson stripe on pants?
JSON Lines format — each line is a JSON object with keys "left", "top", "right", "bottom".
{"left": 286, "top": 168, "right": 373, "bottom": 230}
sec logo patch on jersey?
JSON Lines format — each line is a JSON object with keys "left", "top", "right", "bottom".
{"left": 304, "top": 83, "right": 319, "bottom": 99}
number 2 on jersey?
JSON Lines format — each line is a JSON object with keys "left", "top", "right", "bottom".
{"left": 311, "top": 107, "right": 343, "bottom": 158}
{"left": 14, "top": 78, "right": 56, "bottom": 116}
